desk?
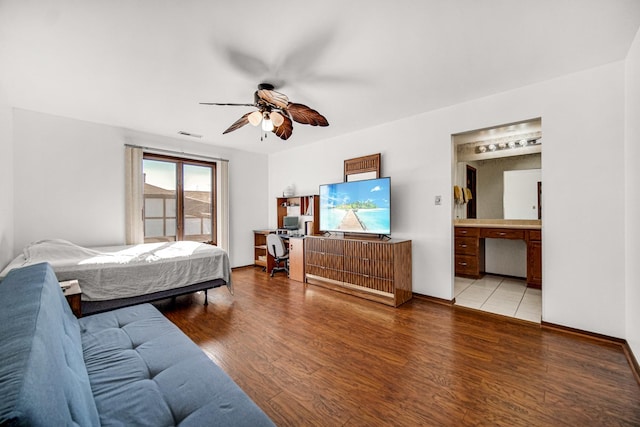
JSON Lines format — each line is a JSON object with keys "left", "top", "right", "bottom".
{"left": 454, "top": 220, "right": 542, "bottom": 288}
{"left": 253, "top": 230, "right": 305, "bottom": 280}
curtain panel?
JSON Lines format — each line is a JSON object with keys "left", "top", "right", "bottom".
{"left": 124, "top": 146, "right": 144, "bottom": 244}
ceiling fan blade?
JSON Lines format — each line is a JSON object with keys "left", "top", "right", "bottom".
{"left": 257, "top": 89, "right": 289, "bottom": 109}
{"left": 287, "top": 103, "right": 329, "bottom": 127}
{"left": 222, "top": 112, "right": 252, "bottom": 134}
{"left": 200, "top": 102, "right": 256, "bottom": 106}
{"left": 272, "top": 115, "right": 293, "bottom": 140}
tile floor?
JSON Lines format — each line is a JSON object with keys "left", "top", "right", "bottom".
{"left": 454, "top": 275, "right": 541, "bottom": 323}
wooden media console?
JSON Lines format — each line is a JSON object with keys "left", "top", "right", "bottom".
{"left": 304, "top": 235, "right": 412, "bottom": 307}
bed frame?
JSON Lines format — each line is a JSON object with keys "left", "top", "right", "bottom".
{"left": 81, "top": 278, "right": 227, "bottom": 316}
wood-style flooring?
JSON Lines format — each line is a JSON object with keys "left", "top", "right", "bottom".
{"left": 154, "top": 267, "right": 640, "bottom": 426}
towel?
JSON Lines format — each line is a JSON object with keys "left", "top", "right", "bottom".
{"left": 453, "top": 186, "right": 462, "bottom": 203}
{"left": 464, "top": 188, "right": 473, "bottom": 201}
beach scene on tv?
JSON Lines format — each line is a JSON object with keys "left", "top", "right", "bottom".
{"left": 319, "top": 178, "right": 391, "bottom": 235}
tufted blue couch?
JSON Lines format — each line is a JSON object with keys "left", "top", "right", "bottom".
{"left": 0, "top": 262, "right": 275, "bottom": 426}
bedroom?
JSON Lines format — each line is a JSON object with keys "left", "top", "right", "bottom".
{"left": 1, "top": 0, "right": 640, "bottom": 424}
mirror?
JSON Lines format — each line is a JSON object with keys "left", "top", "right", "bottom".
{"left": 453, "top": 118, "right": 541, "bottom": 220}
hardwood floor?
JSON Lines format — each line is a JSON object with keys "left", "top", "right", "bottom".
{"left": 155, "top": 267, "right": 640, "bottom": 426}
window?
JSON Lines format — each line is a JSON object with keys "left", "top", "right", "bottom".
{"left": 142, "top": 153, "right": 216, "bottom": 244}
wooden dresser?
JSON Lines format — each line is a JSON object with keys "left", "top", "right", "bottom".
{"left": 305, "top": 236, "right": 412, "bottom": 307}
{"left": 454, "top": 220, "right": 542, "bottom": 288}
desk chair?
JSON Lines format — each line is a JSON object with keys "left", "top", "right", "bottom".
{"left": 267, "top": 234, "right": 289, "bottom": 277}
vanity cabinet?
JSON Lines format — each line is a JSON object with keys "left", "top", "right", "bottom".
{"left": 454, "top": 223, "right": 542, "bottom": 288}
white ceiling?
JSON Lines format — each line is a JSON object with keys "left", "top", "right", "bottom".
{"left": 2, "top": 0, "right": 639, "bottom": 154}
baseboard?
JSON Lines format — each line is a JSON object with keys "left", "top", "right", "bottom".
{"left": 231, "top": 265, "right": 260, "bottom": 271}
{"left": 542, "top": 321, "right": 640, "bottom": 385}
{"left": 412, "top": 292, "right": 455, "bottom": 306}
{"left": 540, "top": 321, "right": 626, "bottom": 344}
{"left": 622, "top": 341, "right": 640, "bottom": 385}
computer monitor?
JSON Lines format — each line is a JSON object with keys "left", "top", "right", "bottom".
{"left": 283, "top": 216, "right": 299, "bottom": 230}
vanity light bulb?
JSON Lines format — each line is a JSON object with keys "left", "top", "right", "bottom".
{"left": 478, "top": 146, "right": 487, "bottom": 153}
{"left": 508, "top": 141, "right": 516, "bottom": 148}
{"left": 519, "top": 139, "right": 528, "bottom": 147}
{"left": 498, "top": 142, "right": 507, "bottom": 149}
{"left": 488, "top": 144, "right": 497, "bottom": 151}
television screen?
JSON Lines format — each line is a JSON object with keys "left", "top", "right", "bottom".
{"left": 319, "top": 177, "right": 391, "bottom": 235}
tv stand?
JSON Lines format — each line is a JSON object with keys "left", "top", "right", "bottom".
{"left": 304, "top": 235, "right": 412, "bottom": 307}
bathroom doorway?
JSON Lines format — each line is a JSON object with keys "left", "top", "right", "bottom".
{"left": 452, "top": 118, "right": 542, "bottom": 322}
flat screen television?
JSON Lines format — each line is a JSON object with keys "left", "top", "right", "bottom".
{"left": 319, "top": 177, "right": 391, "bottom": 235}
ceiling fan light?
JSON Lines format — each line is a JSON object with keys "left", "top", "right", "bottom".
{"left": 261, "top": 112, "right": 274, "bottom": 132}
{"left": 270, "top": 111, "right": 285, "bottom": 127}
{"left": 248, "top": 111, "right": 262, "bottom": 126}
{"left": 262, "top": 119, "right": 274, "bottom": 132}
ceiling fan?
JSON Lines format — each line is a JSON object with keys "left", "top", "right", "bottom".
{"left": 201, "top": 83, "right": 329, "bottom": 141}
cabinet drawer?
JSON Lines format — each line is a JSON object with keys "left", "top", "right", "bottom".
{"left": 455, "top": 227, "right": 479, "bottom": 238}
{"left": 480, "top": 228, "right": 525, "bottom": 240}
{"left": 304, "top": 237, "right": 344, "bottom": 255}
{"left": 343, "top": 240, "right": 392, "bottom": 261}
{"left": 528, "top": 229, "right": 541, "bottom": 241}
{"left": 343, "top": 257, "right": 393, "bottom": 279}
{"left": 343, "top": 272, "right": 394, "bottom": 294}
{"left": 306, "top": 251, "right": 344, "bottom": 270}
{"left": 454, "top": 237, "right": 478, "bottom": 256}
{"left": 455, "top": 254, "right": 479, "bottom": 276}
{"left": 306, "top": 264, "right": 344, "bottom": 282}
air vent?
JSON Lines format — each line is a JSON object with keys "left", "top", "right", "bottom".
{"left": 178, "top": 131, "right": 202, "bottom": 138}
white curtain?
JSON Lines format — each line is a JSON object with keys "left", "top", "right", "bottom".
{"left": 218, "top": 160, "right": 230, "bottom": 253}
{"left": 124, "top": 146, "right": 144, "bottom": 244}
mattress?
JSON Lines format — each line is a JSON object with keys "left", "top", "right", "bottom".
{"left": 0, "top": 239, "right": 232, "bottom": 302}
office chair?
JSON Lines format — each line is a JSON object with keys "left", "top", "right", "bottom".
{"left": 267, "top": 233, "right": 289, "bottom": 277}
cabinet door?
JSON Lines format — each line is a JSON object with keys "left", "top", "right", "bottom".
{"left": 527, "top": 241, "right": 542, "bottom": 288}
{"left": 289, "top": 238, "right": 305, "bottom": 282}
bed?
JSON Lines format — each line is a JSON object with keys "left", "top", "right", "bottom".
{"left": 0, "top": 239, "right": 232, "bottom": 315}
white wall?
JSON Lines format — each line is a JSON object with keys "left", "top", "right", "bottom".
{"left": 0, "top": 93, "right": 13, "bottom": 270}
{"left": 625, "top": 28, "right": 640, "bottom": 359}
{"left": 12, "top": 109, "right": 268, "bottom": 268}
{"left": 269, "top": 61, "right": 627, "bottom": 338}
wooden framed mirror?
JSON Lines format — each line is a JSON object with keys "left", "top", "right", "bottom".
{"left": 344, "top": 153, "right": 381, "bottom": 182}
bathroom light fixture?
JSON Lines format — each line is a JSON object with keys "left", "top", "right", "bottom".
{"left": 474, "top": 137, "right": 540, "bottom": 154}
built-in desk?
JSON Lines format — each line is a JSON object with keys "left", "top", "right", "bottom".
{"left": 453, "top": 219, "right": 542, "bottom": 288}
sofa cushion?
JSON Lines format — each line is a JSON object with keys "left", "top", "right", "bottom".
{"left": 79, "top": 303, "right": 275, "bottom": 426}
{"left": 0, "top": 262, "right": 100, "bottom": 426}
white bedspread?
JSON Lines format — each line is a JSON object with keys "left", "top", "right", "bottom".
{"left": 0, "top": 239, "right": 232, "bottom": 301}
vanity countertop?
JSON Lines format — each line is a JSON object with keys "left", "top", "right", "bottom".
{"left": 454, "top": 219, "right": 541, "bottom": 229}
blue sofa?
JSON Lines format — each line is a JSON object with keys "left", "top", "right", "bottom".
{"left": 0, "top": 262, "right": 275, "bottom": 426}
